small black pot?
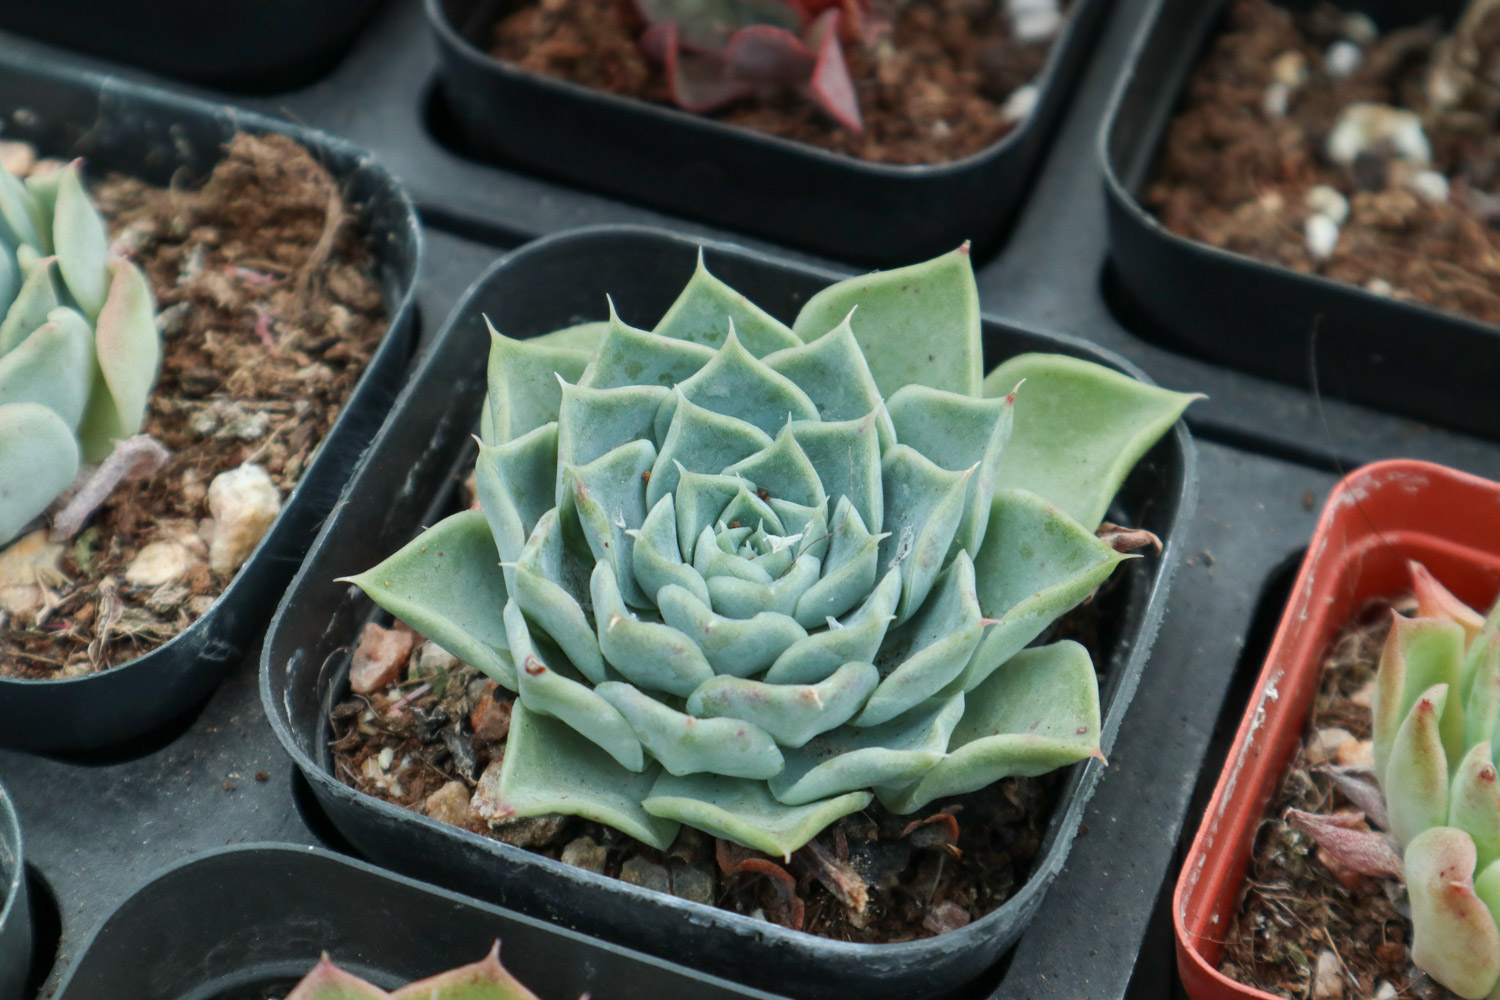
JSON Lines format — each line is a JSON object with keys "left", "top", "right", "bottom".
{"left": 0, "top": 0, "right": 387, "bottom": 93}
{"left": 0, "top": 49, "right": 422, "bottom": 753}
{"left": 427, "top": 0, "right": 1110, "bottom": 265}
{"left": 1102, "top": 0, "right": 1498, "bottom": 439}
{"left": 0, "top": 780, "right": 29, "bottom": 1000}
{"left": 50, "top": 844, "right": 782, "bottom": 1000}
{"left": 262, "top": 226, "right": 1196, "bottom": 1000}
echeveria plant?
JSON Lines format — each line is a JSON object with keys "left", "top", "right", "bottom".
{"left": 287, "top": 943, "right": 539, "bottom": 999}
{"left": 0, "top": 159, "right": 161, "bottom": 545}
{"left": 632, "top": 0, "right": 867, "bottom": 131}
{"left": 347, "top": 247, "right": 1195, "bottom": 858}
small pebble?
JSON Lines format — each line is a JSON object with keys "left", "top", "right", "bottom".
{"left": 206, "top": 463, "right": 281, "bottom": 574}
{"left": 1305, "top": 185, "right": 1350, "bottom": 225}
{"left": 1408, "top": 170, "right": 1450, "bottom": 204}
{"left": 1327, "top": 103, "right": 1431, "bottom": 167}
{"left": 469, "top": 687, "right": 513, "bottom": 743}
{"left": 1351, "top": 678, "right": 1377, "bottom": 708}
{"left": 561, "top": 836, "right": 610, "bottom": 875}
{"left": 1341, "top": 12, "right": 1378, "bottom": 45}
{"left": 1263, "top": 82, "right": 1291, "bottom": 120}
{"left": 669, "top": 862, "right": 717, "bottom": 904}
{"left": 621, "top": 856, "right": 673, "bottom": 895}
{"left": 1272, "top": 50, "right": 1309, "bottom": 88}
{"left": 1306, "top": 727, "right": 1355, "bottom": 764}
{"left": 124, "top": 540, "right": 197, "bottom": 588}
{"left": 424, "top": 781, "right": 473, "bottom": 828}
{"left": 1305, "top": 214, "right": 1341, "bottom": 261}
{"left": 1337, "top": 738, "right": 1374, "bottom": 768}
{"left": 0, "top": 529, "right": 64, "bottom": 617}
{"left": 1313, "top": 949, "right": 1344, "bottom": 999}
{"left": 349, "top": 622, "right": 413, "bottom": 695}
{"left": 411, "top": 640, "right": 458, "bottom": 678}
{"left": 1365, "top": 277, "right": 1394, "bottom": 297}
{"left": 1000, "top": 84, "right": 1039, "bottom": 125}
{"left": 1374, "top": 981, "right": 1398, "bottom": 1000}
{"left": 1324, "top": 40, "right": 1363, "bottom": 79}
{"left": 1007, "top": 0, "right": 1061, "bottom": 43}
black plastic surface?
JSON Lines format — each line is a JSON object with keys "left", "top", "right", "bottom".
{"left": 0, "top": 781, "right": 28, "bottom": 1000}
{"left": 260, "top": 225, "right": 1195, "bottom": 1000}
{"left": 0, "top": 51, "right": 423, "bottom": 752}
{"left": 0, "top": 0, "right": 387, "bottom": 93}
{"left": 428, "top": 0, "right": 1109, "bottom": 265}
{"left": 51, "top": 845, "right": 783, "bottom": 1000}
{"left": 1102, "top": 0, "right": 1500, "bottom": 440}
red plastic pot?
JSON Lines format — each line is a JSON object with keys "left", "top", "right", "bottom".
{"left": 1173, "top": 459, "right": 1500, "bottom": 1000}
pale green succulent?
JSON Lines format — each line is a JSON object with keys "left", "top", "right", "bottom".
{"left": 0, "top": 160, "right": 161, "bottom": 546}
{"left": 286, "top": 943, "right": 539, "bottom": 999}
{"left": 347, "top": 247, "right": 1195, "bottom": 858}
{"left": 1370, "top": 564, "right": 1500, "bottom": 999}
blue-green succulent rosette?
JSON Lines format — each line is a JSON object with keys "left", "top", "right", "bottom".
{"left": 347, "top": 247, "right": 1196, "bottom": 859}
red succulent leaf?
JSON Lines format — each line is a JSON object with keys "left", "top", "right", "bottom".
{"left": 724, "top": 25, "right": 815, "bottom": 85}
{"left": 645, "top": 22, "right": 756, "bottom": 110}
{"left": 805, "top": 10, "right": 863, "bottom": 132}
{"left": 1318, "top": 764, "right": 1392, "bottom": 831}
{"left": 1285, "top": 808, "right": 1404, "bottom": 880}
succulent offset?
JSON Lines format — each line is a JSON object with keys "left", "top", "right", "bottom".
{"left": 347, "top": 247, "right": 1195, "bottom": 858}
{"left": 286, "top": 943, "right": 539, "bottom": 999}
{"left": 0, "top": 159, "right": 161, "bottom": 546}
{"left": 631, "top": 0, "right": 869, "bottom": 131}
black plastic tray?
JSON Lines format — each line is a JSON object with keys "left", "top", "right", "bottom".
{"left": 1102, "top": 0, "right": 1500, "bottom": 440}
{"left": 427, "top": 0, "right": 1110, "bottom": 265}
{"left": 0, "top": 50, "right": 423, "bottom": 753}
{"left": 0, "top": 0, "right": 387, "bottom": 93}
{"left": 260, "top": 225, "right": 1196, "bottom": 1000}
{"left": 51, "top": 844, "right": 783, "bottom": 1000}
{"left": 0, "top": 780, "right": 27, "bottom": 1000}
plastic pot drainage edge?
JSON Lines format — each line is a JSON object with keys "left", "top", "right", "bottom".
{"left": 1173, "top": 459, "right": 1500, "bottom": 1000}
{"left": 0, "top": 0, "right": 388, "bottom": 94}
{"left": 426, "top": 0, "right": 1111, "bottom": 266}
{"left": 261, "top": 224, "right": 1197, "bottom": 1000}
{"left": 50, "top": 843, "right": 785, "bottom": 1000}
{"left": 1101, "top": 0, "right": 1500, "bottom": 441}
{"left": 0, "top": 779, "right": 29, "bottom": 1000}
{"left": 0, "top": 49, "right": 423, "bottom": 754}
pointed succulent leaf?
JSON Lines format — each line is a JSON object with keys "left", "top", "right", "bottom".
{"left": 792, "top": 246, "right": 981, "bottom": 397}
{"left": 674, "top": 466, "right": 754, "bottom": 560}
{"left": 787, "top": 411, "right": 883, "bottom": 531}
{"left": 706, "top": 552, "right": 820, "bottom": 619}
{"left": 76, "top": 259, "right": 160, "bottom": 461}
{"left": 556, "top": 381, "right": 670, "bottom": 503}
{"left": 1451, "top": 741, "right": 1500, "bottom": 871}
{"left": 1405, "top": 827, "right": 1500, "bottom": 1000}
{"left": 1386, "top": 683, "right": 1454, "bottom": 848}
{"left": 1412, "top": 561, "right": 1487, "bottom": 645}
{"left": 632, "top": 495, "right": 711, "bottom": 606}
{"left": 581, "top": 301, "right": 715, "bottom": 389}
{"left": 0, "top": 256, "right": 58, "bottom": 356}
{"left": 0, "top": 307, "right": 94, "bottom": 428}
{"left": 284, "top": 957, "right": 388, "bottom": 999}
{"left": 21, "top": 171, "right": 58, "bottom": 239}
{"left": 723, "top": 24, "right": 815, "bottom": 85}
{"left": 510, "top": 509, "right": 607, "bottom": 684}
{"left": 982, "top": 354, "right": 1197, "bottom": 529}
{"left": 1284, "top": 809, "right": 1403, "bottom": 879}
{"left": 633, "top": 0, "right": 803, "bottom": 46}
{"left": 1322, "top": 765, "right": 1390, "bottom": 831}
{"left": 596, "top": 680, "right": 784, "bottom": 778}
{"left": 806, "top": 9, "right": 863, "bottom": 132}
{"left": 507, "top": 600, "right": 645, "bottom": 771}
{"left": 530, "top": 319, "right": 610, "bottom": 353}
{"left": 483, "top": 321, "right": 591, "bottom": 446}
{"left": 561, "top": 439, "right": 657, "bottom": 608}
{"left": 962, "top": 489, "right": 1127, "bottom": 690}
{"left": 1373, "top": 615, "right": 1467, "bottom": 783}
{"left": 877, "top": 445, "right": 970, "bottom": 625}
{"left": 654, "top": 251, "right": 801, "bottom": 357}
{"left": 723, "top": 424, "right": 825, "bottom": 508}
{"left": 886, "top": 383, "right": 1013, "bottom": 556}
{"left": 879, "top": 641, "right": 1101, "bottom": 814}
{"left": 764, "top": 313, "right": 895, "bottom": 447}
{"left": 388, "top": 943, "right": 542, "bottom": 1000}
{"left": 477, "top": 702, "right": 677, "bottom": 848}
{"left": 656, "top": 327, "right": 819, "bottom": 439}
{"left": 52, "top": 162, "right": 108, "bottom": 320}
{"left": 643, "top": 771, "right": 871, "bottom": 858}
{"left": 0, "top": 162, "right": 41, "bottom": 255}
{"left": 766, "top": 567, "right": 900, "bottom": 683}
{"left": 771, "top": 693, "right": 964, "bottom": 805}
{"left": 686, "top": 660, "right": 879, "bottom": 746}
{"left": 475, "top": 423, "right": 558, "bottom": 581}
{"left": 593, "top": 562, "right": 714, "bottom": 697}
{"left": 342, "top": 511, "right": 515, "bottom": 687}
{"left": 0, "top": 402, "right": 79, "bottom": 546}
{"left": 657, "top": 583, "right": 806, "bottom": 676}
{"left": 653, "top": 34, "right": 758, "bottom": 115}
{"left": 648, "top": 392, "right": 772, "bottom": 505}
{"left": 694, "top": 523, "right": 771, "bottom": 585}
{"left": 793, "top": 497, "right": 881, "bottom": 627}
{"left": 1466, "top": 634, "right": 1500, "bottom": 752}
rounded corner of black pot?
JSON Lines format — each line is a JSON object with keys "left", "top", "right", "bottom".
{"left": 261, "top": 224, "right": 1197, "bottom": 1000}
{"left": 1098, "top": 0, "right": 1500, "bottom": 440}
{"left": 0, "top": 54, "right": 424, "bottom": 755}
{"left": 0, "top": 781, "right": 31, "bottom": 1000}
{"left": 424, "top": 0, "right": 1111, "bottom": 265}
{"left": 0, "top": 0, "right": 387, "bottom": 94}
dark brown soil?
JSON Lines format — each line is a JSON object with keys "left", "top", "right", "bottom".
{"left": 0, "top": 134, "right": 388, "bottom": 678}
{"left": 488, "top": 0, "right": 1064, "bottom": 164}
{"left": 331, "top": 625, "right": 1061, "bottom": 942}
{"left": 1148, "top": 0, "right": 1500, "bottom": 326}
{"left": 1217, "top": 601, "right": 1444, "bottom": 999}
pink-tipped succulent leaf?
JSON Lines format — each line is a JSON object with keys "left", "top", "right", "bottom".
{"left": 286, "top": 944, "right": 542, "bottom": 1000}
{"left": 1285, "top": 808, "right": 1403, "bottom": 880}
{"left": 1406, "top": 827, "right": 1500, "bottom": 999}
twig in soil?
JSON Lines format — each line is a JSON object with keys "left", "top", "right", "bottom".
{"left": 295, "top": 185, "right": 346, "bottom": 306}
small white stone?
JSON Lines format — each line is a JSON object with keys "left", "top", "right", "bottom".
{"left": 0, "top": 530, "right": 65, "bottom": 617}
{"left": 1366, "top": 277, "right": 1395, "bottom": 297}
{"left": 1305, "top": 214, "right": 1341, "bottom": 260}
{"left": 1341, "top": 12, "right": 1378, "bottom": 46}
{"left": 413, "top": 641, "right": 459, "bottom": 676}
{"left": 1408, "top": 170, "right": 1450, "bottom": 204}
{"left": 1336, "top": 738, "right": 1374, "bottom": 768}
{"left": 124, "top": 540, "right": 195, "bottom": 588}
{"left": 1374, "top": 981, "right": 1398, "bottom": 1000}
{"left": 1272, "top": 50, "right": 1309, "bottom": 88}
{"left": 1263, "top": 82, "right": 1291, "bottom": 120}
{"left": 1011, "top": 9, "right": 1061, "bottom": 43}
{"left": 206, "top": 463, "right": 281, "bottom": 575}
{"left": 1000, "top": 84, "right": 1040, "bottom": 124}
{"left": 1313, "top": 950, "right": 1344, "bottom": 999}
{"left": 1324, "top": 40, "right": 1363, "bottom": 79}
{"left": 1305, "top": 185, "right": 1350, "bottom": 225}
{"left": 1326, "top": 103, "right": 1432, "bottom": 167}
{"left": 1306, "top": 727, "right": 1354, "bottom": 764}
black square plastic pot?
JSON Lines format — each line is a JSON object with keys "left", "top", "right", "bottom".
{"left": 0, "top": 0, "right": 387, "bottom": 93}
{"left": 428, "top": 0, "right": 1110, "bottom": 265}
{"left": 50, "top": 844, "right": 783, "bottom": 1000}
{"left": 261, "top": 226, "right": 1197, "bottom": 1000}
{"left": 1102, "top": 0, "right": 1498, "bottom": 439}
{"left": 0, "top": 49, "right": 422, "bottom": 753}
{"left": 0, "top": 781, "right": 28, "bottom": 1000}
